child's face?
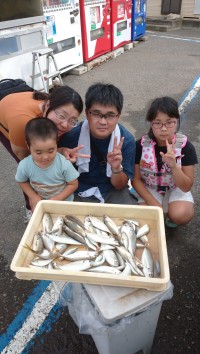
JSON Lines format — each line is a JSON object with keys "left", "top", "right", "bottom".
{"left": 151, "top": 111, "right": 178, "bottom": 146}
{"left": 29, "top": 138, "right": 57, "bottom": 168}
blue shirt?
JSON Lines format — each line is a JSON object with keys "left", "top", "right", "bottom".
{"left": 15, "top": 153, "right": 79, "bottom": 201}
{"left": 59, "top": 122, "right": 136, "bottom": 198}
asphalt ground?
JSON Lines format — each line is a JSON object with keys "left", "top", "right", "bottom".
{"left": 0, "top": 28, "right": 200, "bottom": 353}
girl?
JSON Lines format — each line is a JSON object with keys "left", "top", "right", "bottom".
{"left": 131, "top": 96, "right": 198, "bottom": 227}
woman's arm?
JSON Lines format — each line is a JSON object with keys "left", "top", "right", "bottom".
{"left": 11, "top": 143, "right": 29, "bottom": 160}
{"left": 132, "top": 164, "right": 162, "bottom": 208}
{"left": 49, "top": 179, "right": 78, "bottom": 201}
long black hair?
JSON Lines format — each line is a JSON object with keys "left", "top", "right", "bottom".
{"left": 33, "top": 85, "right": 83, "bottom": 116}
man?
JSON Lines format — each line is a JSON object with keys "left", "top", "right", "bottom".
{"left": 59, "top": 83, "right": 137, "bottom": 204}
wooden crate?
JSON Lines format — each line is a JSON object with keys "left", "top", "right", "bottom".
{"left": 10, "top": 200, "right": 170, "bottom": 291}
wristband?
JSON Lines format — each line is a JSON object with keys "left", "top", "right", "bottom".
{"left": 111, "top": 165, "right": 123, "bottom": 174}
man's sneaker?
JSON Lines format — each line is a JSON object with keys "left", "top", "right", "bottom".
{"left": 165, "top": 217, "right": 177, "bottom": 228}
{"left": 24, "top": 208, "right": 33, "bottom": 224}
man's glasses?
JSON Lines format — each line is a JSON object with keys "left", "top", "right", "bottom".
{"left": 151, "top": 121, "right": 177, "bottom": 129}
{"left": 88, "top": 111, "right": 119, "bottom": 122}
{"left": 54, "top": 110, "right": 79, "bottom": 127}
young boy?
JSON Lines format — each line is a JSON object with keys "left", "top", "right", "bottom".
{"left": 15, "top": 117, "right": 79, "bottom": 219}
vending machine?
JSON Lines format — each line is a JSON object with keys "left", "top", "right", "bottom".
{"left": 79, "top": 0, "right": 111, "bottom": 63}
{"left": 110, "top": 0, "right": 132, "bottom": 50}
{"left": 43, "top": 0, "right": 83, "bottom": 73}
{"left": 131, "top": 0, "right": 146, "bottom": 41}
{"left": 0, "top": 0, "right": 46, "bottom": 91}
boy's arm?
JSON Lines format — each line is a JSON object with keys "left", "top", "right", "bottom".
{"left": 18, "top": 182, "right": 42, "bottom": 211}
{"left": 49, "top": 179, "right": 78, "bottom": 201}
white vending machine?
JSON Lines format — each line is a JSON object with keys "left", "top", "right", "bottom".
{"left": 43, "top": 0, "right": 83, "bottom": 73}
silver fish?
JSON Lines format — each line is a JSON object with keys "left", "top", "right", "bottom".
{"left": 30, "top": 258, "right": 53, "bottom": 267}
{"left": 88, "top": 265, "right": 122, "bottom": 274}
{"left": 64, "top": 218, "right": 87, "bottom": 238}
{"left": 32, "top": 232, "right": 44, "bottom": 253}
{"left": 64, "top": 215, "right": 86, "bottom": 230}
{"left": 141, "top": 247, "right": 154, "bottom": 277}
{"left": 122, "top": 262, "right": 132, "bottom": 275}
{"left": 63, "top": 225, "right": 86, "bottom": 245}
{"left": 122, "top": 221, "right": 137, "bottom": 256}
{"left": 87, "top": 215, "right": 112, "bottom": 234}
{"left": 41, "top": 233, "right": 55, "bottom": 253}
{"left": 86, "top": 232, "right": 119, "bottom": 245}
{"left": 48, "top": 233, "right": 82, "bottom": 245}
{"left": 52, "top": 216, "right": 64, "bottom": 235}
{"left": 90, "top": 253, "right": 106, "bottom": 267}
{"left": 103, "top": 249, "right": 119, "bottom": 267}
{"left": 55, "top": 260, "right": 92, "bottom": 271}
{"left": 62, "top": 250, "right": 98, "bottom": 261}
{"left": 103, "top": 215, "right": 119, "bottom": 236}
{"left": 137, "top": 224, "right": 150, "bottom": 238}
{"left": 116, "top": 246, "right": 144, "bottom": 276}
{"left": 42, "top": 212, "right": 53, "bottom": 233}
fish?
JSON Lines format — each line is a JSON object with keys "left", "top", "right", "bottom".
{"left": 86, "top": 232, "right": 119, "bottom": 245}
{"left": 103, "top": 249, "right": 119, "bottom": 267}
{"left": 90, "top": 253, "right": 106, "bottom": 267}
{"left": 31, "top": 232, "right": 44, "bottom": 253}
{"left": 64, "top": 215, "right": 86, "bottom": 230}
{"left": 87, "top": 215, "right": 112, "bottom": 234}
{"left": 61, "top": 250, "right": 98, "bottom": 261}
{"left": 141, "top": 247, "right": 154, "bottom": 277}
{"left": 48, "top": 233, "right": 82, "bottom": 245}
{"left": 87, "top": 266, "right": 122, "bottom": 274}
{"left": 41, "top": 233, "right": 55, "bottom": 253}
{"left": 137, "top": 224, "right": 150, "bottom": 238}
{"left": 103, "top": 215, "right": 119, "bottom": 236}
{"left": 116, "top": 246, "right": 144, "bottom": 276}
{"left": 122, "top": 262, "right": 132, "bottom": 275}
{"left": 122, "top": 220, "right": 137, "bottom": 256}
{"left": 30, "top": 258, "right": 53, "bottom": 267}
{"left": 52, "top": 216, "right": 64, "bottom": 235}
{"left": 42, "top": 212, "right": 53, "bottom": 233}
{"left": 55, "top": 259, "right": 92, "bottom": 271}
{"left": 64, "top": 218, "right": 87, "bottom": 238}
{"left": 63, "top": 225, "right": 86, "bottom": 245}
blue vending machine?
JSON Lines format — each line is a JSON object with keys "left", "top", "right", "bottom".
{"left": 131, "top": 0, "right": 146, "bottom": 40}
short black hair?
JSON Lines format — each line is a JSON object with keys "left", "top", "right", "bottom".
{"left": 25, "top": 117, "right": 58, "bottom": 147}
{"left": 146, "top": 96, "right": 180, "bottom": 138}
{"left": 85, "top": 83, "right": 123, "bottom": 114}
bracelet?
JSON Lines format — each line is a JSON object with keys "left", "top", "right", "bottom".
{"left": 111, "top": 165, "right": 123, "bottom": 174}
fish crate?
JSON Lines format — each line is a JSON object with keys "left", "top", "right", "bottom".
{"left": 10, "top": 200, "right": 170, "bottom": 291}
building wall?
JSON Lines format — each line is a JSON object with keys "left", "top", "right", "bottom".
{"left": 146, "top": 0, "right": 200, "bottom": 18}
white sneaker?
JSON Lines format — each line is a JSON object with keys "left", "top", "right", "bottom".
{"left": 24, "top": 208, "right": 33, "bottom": 224}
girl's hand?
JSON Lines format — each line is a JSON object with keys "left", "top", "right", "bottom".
{"left": 160, "top": 139, "right": 176, "bottom": 169}
{"left": 107, "top": 136, "right": 124, "bottom": 171}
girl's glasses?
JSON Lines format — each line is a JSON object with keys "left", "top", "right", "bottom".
{"left": 151, "top": 121, "right": 177, "bottom": 129}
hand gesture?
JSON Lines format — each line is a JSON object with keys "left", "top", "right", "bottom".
{"left": 61, "top": 145, "right": 90, "bottom": 163}
{"left": 107, "top": 136, "right": 124, "bottom": 170}
{"left": 160, "top": 139, "right": 176, "bottom": 169}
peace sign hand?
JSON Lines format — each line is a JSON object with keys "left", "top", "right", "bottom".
{"left": 160, "top": 139, "right": 176, "bottom": 168}
{"left": 107, "top": 136, "right": 124, "bottom": 171}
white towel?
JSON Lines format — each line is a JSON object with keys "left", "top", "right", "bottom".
{"left": 78, "top": 187, "right": 105, "bottom": 203}
{"left": 76, "top": 119, "right": 121, "bottom": 177}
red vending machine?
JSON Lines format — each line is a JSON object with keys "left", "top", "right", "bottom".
{"left": 80, "top": 0, "right": 112, "bottom": 63}
{"left": 110, "top": 0, "right": 132, "bottom": 50}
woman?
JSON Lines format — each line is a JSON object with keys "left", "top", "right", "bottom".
{"left": 0, "top": 85, "right": 84, "bottom": 221}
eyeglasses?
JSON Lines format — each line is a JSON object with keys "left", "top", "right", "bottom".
{"left": 54, "top": 110, "right": 79, "bottom": 127}
{"left": 88, "top": 111, "right": 119, "bottom": 122}
{"left": 151, "top": 121, "right": 177, "bottom": 129}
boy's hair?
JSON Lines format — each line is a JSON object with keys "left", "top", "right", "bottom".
{"left": 25, "top": 118, "right": 58, "bottom": 147}
{"left": 146, "top": 96, "right": 180, "bottom": 138}
{"left": 85, "top": 83, "right": 123, "bottom": 114}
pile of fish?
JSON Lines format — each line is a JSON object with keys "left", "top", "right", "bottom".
{"left": 25, "top": 213, "right": 160, "bottom": 278}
